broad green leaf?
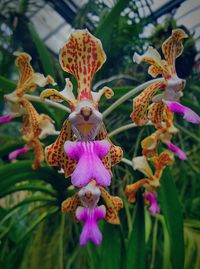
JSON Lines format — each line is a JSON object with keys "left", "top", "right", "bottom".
{"left": 126, "top": 192, "right": 145, "bottom": 269}
{"left": 158, "top": 167, "right": 184, "bottom": 269}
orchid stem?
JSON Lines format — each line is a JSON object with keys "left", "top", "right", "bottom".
{"left": 103, "top": 78, "right": 163, "bottom": 118}
{"left": 25, "top": 94, "right": 71, "bottom": 113}
{"left": 109, "top": 122, "right": 152, "bottom": 138}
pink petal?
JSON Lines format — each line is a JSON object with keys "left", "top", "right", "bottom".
{"left": 64, "top": 141, "right": 81, "bottom": 160}
{"left": 8, "top": 145, "right": 29, "bottom": 160}
{"left": 167, "top": 142, "right": 187, "bottom": 160}
{"left": 145, "top": 191, "right": 160, "bottom": 215}
{"left": 64, "top": 141, "right": 111, "bottom": 187}
{"left": 76, "top": 206, "right": 106, "bottom": 246}
{"left": 164, "top": 101, "right": 200, "bottom": 124}
{"left": 94, "top": 140, "right": 111, "bottom": 158}
{"left": 0, "top": 115, "right": 13, "bottom": 123}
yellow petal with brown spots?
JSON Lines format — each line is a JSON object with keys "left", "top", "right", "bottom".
{"left": 100, "top": 187, "right": 123, "bottom": 224}
{"left": 162, "top": 29, "right": 188, "bottom": 68}
{"left": 45, "top": 120, "right": 76, "bottom": 178}
{"left": 148, "top": 102, "right": 166, "bottom": 128}
{"left": 62, "top": 194, "right": 81, "bottom": 218}
{"left": 59, "top": 29, "right": 106, "bottom": 101}
{"left": 131, "top": 80, "right": 166, "bottom": 125}
{"left": 28, "top": 138, "right": 44, "bottom": 170}
{"left": 125, "top": 179, "right": 149, "bottom": 203}
{"left": 20, "top": 98, "right": 41, "bottom": 141}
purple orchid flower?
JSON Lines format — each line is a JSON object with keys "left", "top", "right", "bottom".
{"left": 64, "top": 140, "right": 111, "bottom": 187}
{"left": 166, "top": 142, "right": 187, "bottom": 160}
{"left": 145, "top": 191, "right": 160, "bottom": 215}
{"left": 76, "top": 182, "right": 106, "bottom": 246}
{"left": 76, "top": 205, "right": 106, "bottom": 246}
{"left": 164, "top": 101, "right": 200, "bottom": 124}
{"left": 0, "top": 115, "right": 13, "bottom": 123}
{"left": 8, "top": 145, "right": 30, "bottom": 161}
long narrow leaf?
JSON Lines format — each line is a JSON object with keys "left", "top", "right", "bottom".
{"left": 158, "top": 167, "right": 184, "bottom": 269}
{"left": 126, "top": 192, "right": 145, "bottom": 269}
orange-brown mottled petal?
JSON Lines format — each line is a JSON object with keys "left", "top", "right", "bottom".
{"left": 162, "top": 29, "right": 188, "bottom": 69}
{"left": 45, "top": 120, "right": 76, "bottom": 177}
{"left": 59, "top": 30, "right": 106, "bottom": 101}
{"left": 100, "top": 187, "right": 123, "bottom": 224}
{"left": 131, "top": 80, "right": 166, "bottom": 125}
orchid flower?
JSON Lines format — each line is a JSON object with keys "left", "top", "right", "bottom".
{"left": 40, "top": 30, "right": 114, "bottom": 141}
{"left": 125, "top": 152, "right": 173, "bottom": 214}
{"left": 0, "top": 52, "right": 55, "bottom": 122}
{"left": 62, "top": 181, "right": 123, "bottom": 245}
{"left": 144, "top": 191, "right": 160, "bottom": 215}
{"left": 1, "top": 52, "right": 56, "bottom": 169}
{"left": 131, "top": 29, "right": 200, "bottom": 126}
{"left": 42, "top": 30, "right": 123, "bottom": 178}
{"left": 141, "top": 124, "right": 187, "bottom": 160}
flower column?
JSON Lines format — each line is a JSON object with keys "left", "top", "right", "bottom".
{"left": 41, "top": 30, "right": 123, "bottom": 246}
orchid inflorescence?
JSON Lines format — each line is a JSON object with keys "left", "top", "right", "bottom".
{"left": 126, "top": 29, "right": 200, "bottom": 214}
{"left": 1, "top": 28, "right": 200, "bottom": 245}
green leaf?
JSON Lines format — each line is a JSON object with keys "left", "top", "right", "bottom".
{"left": 15, "top": 207, "right": 58, "bottom": 244}
{"left": 0, "top": 76, "right": 16, "bottom": 92}
{"left": 158, "top": 167, "right": 184, "bottom": 269}
{"left": 95, "top": 0, "right": 130, "bottom": 52}
{"left": 0, "top": 183, "right": 56, "bottom": 198}
{"left": 27, "top": 22, "right": 55, "bottom": 77}
{"left": 100, "top": 223, "right": 122, "bottom": 269}
{"left": 126, "top": 192, "right": 145, "bottom": 269}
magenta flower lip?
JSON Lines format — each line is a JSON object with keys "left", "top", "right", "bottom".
{"left": 164, "top": 100, "right": 200, "bottom": 124}
{"left": 0, "top": 115, "right": 13, "bottom": 123}
{"left": 76, "top": 205, "right": 106, "bottom": 246}
{"left": 8, "top": 145, "right": 29, "bottom": 161}
{"left": 166, "top": 142, "right": 187, "bottom": 160}
{"left": 145, "top": 191, "right": 160, "bottom": 215}
{"left": 64, "top": 140, "right": 111, "bottom": 187}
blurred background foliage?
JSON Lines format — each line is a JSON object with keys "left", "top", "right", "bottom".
{"left": 0, "top": 0, "right": 200, "bottom": 268}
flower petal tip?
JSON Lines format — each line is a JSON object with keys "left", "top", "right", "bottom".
{"left": 8, "top": 146, "right": 29, "bottom": 161}
{"left": 167, "top": 142, "right": 187, "bottom": 161}
{"left": 164, "top": 101, "right": 200, "bottom": 124}
{"left": 0, "top": 115, "right": 13, "bottom": 123}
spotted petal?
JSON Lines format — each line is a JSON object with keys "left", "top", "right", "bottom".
{"left": 133, "top": 47, "right": 168, "bottom": 78}
{"left": 131, "top": 80, "right": 166, "bottom": 125}
{"left": 45, "top": 120, "right": 76, "bottom": 177}
{"left": 125, "top": 179, "right": 149, "bottom": 203}
{"left": 20, "top": 98, "right": 41, "bottom": 141}
{"left": 162, "top": 29, "right": 188, "bottom": 68}
{"left": 100, "top": 187, "right": 123, "bottom": 224}
{"left": 29, "top": 138, "right": 44, "bottom": 169}
{"left": 164, "top": 101, "right": 200, "bottom": 124}
{"left": 59, "top": 29, "right": 106, "bottom": 101}
{"left": 40, "top": 78, "right": 76, "bottom": 110}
